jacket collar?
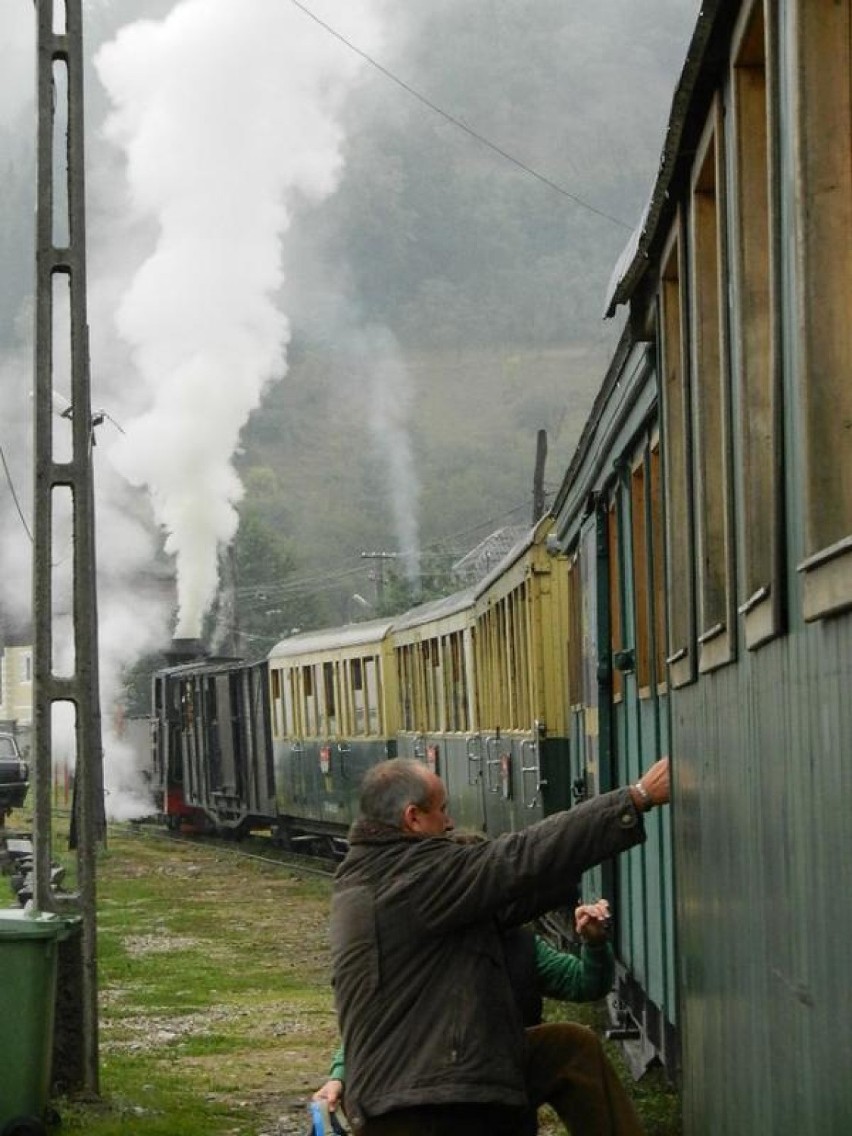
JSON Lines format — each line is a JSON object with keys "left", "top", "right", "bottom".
{"left": 347, "top": 817, "right": 437, "bottom": 845}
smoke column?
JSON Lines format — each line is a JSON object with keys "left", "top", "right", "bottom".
{"left": 354, "top": 326, "right": 421, "bottom": 592}
{"left": 95, "top": 0, "right": 381, "bottom": 636}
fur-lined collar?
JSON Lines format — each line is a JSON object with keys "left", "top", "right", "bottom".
{"left": 347, "top": 817, "right": 434, "bottom": 845}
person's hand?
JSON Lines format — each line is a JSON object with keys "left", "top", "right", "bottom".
{"left": 313, "top": 1078, "right": 344, "bottom": 1111}
{"left": 575, "top": 899, "right": 611, "bottom": 944}
{"left": 630, "top": 756, "right": 670, "bottom": 811}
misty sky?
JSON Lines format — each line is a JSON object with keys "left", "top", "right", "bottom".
{"left": 0, "top": 0, "right": 699, "bottom": 813}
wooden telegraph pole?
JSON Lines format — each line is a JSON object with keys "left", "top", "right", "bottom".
{"left": 32, "top": 0, "right": 104, "bottom": 1095}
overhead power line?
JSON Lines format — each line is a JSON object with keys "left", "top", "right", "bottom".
{"left": 287, "top": 0, "right": 632, "bottom": 231}
{"left": 0, "top": 444, "right": 33, "bottom": 543}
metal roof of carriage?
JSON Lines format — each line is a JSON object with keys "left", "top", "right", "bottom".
{"left": 268, "top": 616, "right": 396, "bottom": 659}
{"left": 390, "top": 586, "right": 477, "bottom": 632}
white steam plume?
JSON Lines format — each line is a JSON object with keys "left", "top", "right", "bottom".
{"left": 95, "top": 0, "right": 381, "bottom": 637}
{"left": 355, "top": 326, "right": 421, "bottom": 591}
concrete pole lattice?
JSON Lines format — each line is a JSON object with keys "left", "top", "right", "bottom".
{"left": 32, "top": 0, "right": 105, "bottom": 1096}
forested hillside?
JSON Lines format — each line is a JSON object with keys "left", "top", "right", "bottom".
{"left": 230, "top": 0, "right": 699, "bottom": 639}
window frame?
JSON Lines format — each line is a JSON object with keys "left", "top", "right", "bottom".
{"left": 689, "top": 96, "right": 737, "bottom": 673}
{"left": 794, "top": 0, "right": 852, "bottom": 620}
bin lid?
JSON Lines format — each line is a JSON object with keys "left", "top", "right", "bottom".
{"left": 0, "top": 907, "right": 81, "bottom": 940}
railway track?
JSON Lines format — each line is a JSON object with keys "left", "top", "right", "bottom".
{"left": 117, "top": 820, "right": 340, "bottom": 879}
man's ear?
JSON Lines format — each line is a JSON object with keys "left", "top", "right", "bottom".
{"left": 402, "top": 803, "right": 420, "bottom": 832}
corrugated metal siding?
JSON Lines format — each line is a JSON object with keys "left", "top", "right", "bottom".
{"left": 674, "top": 614, "right": 852, "bottom": 1133}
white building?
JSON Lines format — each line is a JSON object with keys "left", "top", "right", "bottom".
{"left": 0, "top": 644, "right": 33, "bottom": 729}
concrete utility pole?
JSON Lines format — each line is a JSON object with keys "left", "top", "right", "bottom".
{"left": 32, "top": 0, "right": 104, "bottom": 1095}
{"left": 532, "top": 428, "right": 548, "bottom": 524}
{"left": 360, "top": 550, "right": 399, "bottom": 607}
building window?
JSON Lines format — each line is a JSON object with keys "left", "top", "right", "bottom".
{"left": 795, "top": 0, "right": 852, "bottom": 620}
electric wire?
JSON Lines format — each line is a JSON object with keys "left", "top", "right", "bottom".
{"left": 0, "top": 443, "right": 33, "bottom": 543}
{"left": 286, "top": 0, "right": 632, "bottom": 231}
{"left": 232, "top": 492, "right": 553, "bottom": 612}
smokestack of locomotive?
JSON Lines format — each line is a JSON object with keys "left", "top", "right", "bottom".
{"left": 164, "top": 638, "right": 208, "bottom": 666}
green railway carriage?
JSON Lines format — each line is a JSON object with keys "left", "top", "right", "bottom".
{"left": 548, "top": 0, "right": 852, "bottom": 1128}
{"left": 267, "top": 619, "right": 398, "bottom": 850}
{"left": 390, "top": 589, "right": 480, "bottom": 829}
{"left": 553, "top": 339, "right": 676, "bottom": 1077}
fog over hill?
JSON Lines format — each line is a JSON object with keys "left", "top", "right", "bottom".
{"left": 0, "top": 0, "right": 699, "bottom": 792}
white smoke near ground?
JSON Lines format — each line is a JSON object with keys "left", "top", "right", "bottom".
{"left": 94, "top": 0, "right": 382, "bottom": 637}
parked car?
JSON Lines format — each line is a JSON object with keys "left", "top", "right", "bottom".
{"left": 0, "top": 733, "right": 30, "bottom": 818}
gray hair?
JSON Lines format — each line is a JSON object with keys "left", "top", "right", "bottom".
{"left": 359, "top": 758, "right": 433, "bottom": 828}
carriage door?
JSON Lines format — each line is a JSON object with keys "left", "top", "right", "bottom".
{"left": 569, "top": 503, "right": 614, "bottom": 905}
{"left": 609, "top": 435, "right": 677, "bottom": 1073}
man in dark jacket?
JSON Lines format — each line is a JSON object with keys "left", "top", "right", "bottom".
{"left": 330, "top": 755, "right": 669, "bottom": 1135}
{"left": 318, "top": 899, "right": 643, "bottom": 1135}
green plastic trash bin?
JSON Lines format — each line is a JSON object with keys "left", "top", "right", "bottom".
{"left": 0, "top": 908, "right": 79, "bottom": 1136}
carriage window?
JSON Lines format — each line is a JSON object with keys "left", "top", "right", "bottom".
{"left": 690, "top": 100, "right": 735, "bottom": 671}
{"left": 424, "top": 639, "right": 443, "bottom": 731}
{"left": 518, "top": 585, "right": 531, "bottom": 724}
{"left": 302, "top": 665, "right": 318, "bottom": 735}
{"left": 567, "top": 556, "right": 583, "bottom": 708}
{"left": 631, "top": 459, "right": 651, "bottom": 695}
{"left": 270, "top": 667, "right": 285, "bottom": 737}
{"left": 323, "top": 662, "right": 337, "bottom": 736}
{"left": 474, "top": 608, "right": 496, "bottom": 727}
{"left": 660, "top": 217, "right": 695, "bottom": 687}
{"left": 796, "top": 0, "right": 852, "bottom": 619}
{"left": 396, "top": 647, "right": 413, "bottom": 732}
{"left": 607, "top": 501, "right": 623, "bottom": 703}
{"left": 415, "top": 642, "right": 430, "bottom": 731}
{"left": 500, "top": 596, "right": 515, "bottom": 729}
{"left": 364, "top": 656, "right": 382, "bottom": 734}
{"left": 446, "top": 632, "right": 469, "bottom": 731}
{"left": 731, "top": 0, "right": 782, "bottom": 646}
{"left": 649, "top": 442, "right": 668, "bottom": 691}
{"left": 284, "top": 669, "right": 296, "bottom": 738}
{"left": 352, "top": 656, "right": 368, "bottom": 735}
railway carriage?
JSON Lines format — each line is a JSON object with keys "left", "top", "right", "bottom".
{"left": 469, "top": 516, "right": 573, "bottom": 835}
{"left": 391, "top": 517, "right": 573, "bottom": 836}
{"left": 267, "top": 619, "right": 398, "bottom": 851}
{"left": 390, "top": 588, "right": 479, "bottom": 827}
{"left": 547, "top": 0, "right": 852, "bottom": 1127}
